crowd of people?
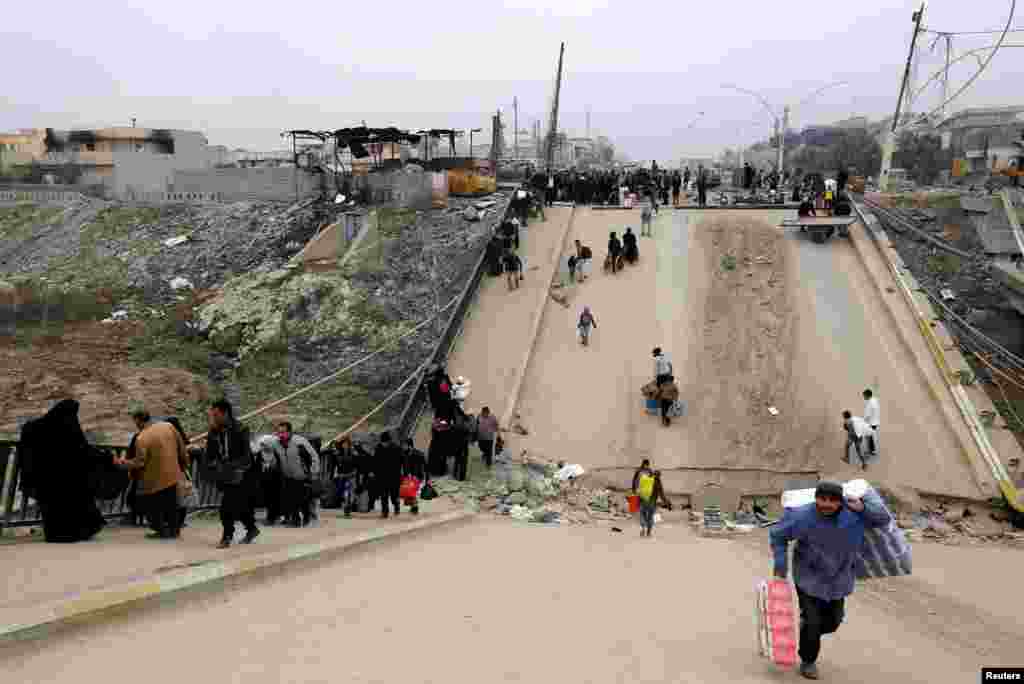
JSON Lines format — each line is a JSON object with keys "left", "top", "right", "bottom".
{"left": 13, "top": 394, "right": 446, "bottom": 548}
{"left": 421, "top": 363, "right": 501, "bottom": 481}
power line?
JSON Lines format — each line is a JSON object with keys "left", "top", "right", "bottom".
{"left": 922, "top": 28, "right": 1024, "bottom": 35}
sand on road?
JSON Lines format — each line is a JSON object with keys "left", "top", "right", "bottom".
{"left": 5, "top": 518, "right": 1019, "bottom": 683}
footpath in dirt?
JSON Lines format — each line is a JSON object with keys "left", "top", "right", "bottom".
{"left": 5, "top": 518, "right": 1019, "bottom": 683}
{"left": 504, "top": 207, "right": 987, "bottom": 500}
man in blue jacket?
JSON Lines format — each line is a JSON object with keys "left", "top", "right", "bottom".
{"left": 769, "top": 481, "right": 892, "bottom": 679}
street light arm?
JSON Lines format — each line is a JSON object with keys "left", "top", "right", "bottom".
{"left": 792, "top": 81, "right": 848, "bottom": 110}
{"left": 722, "top": 84, "right": 778, "bottom": 121}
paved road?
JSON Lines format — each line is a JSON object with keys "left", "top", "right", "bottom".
{"left": 5, "top": 518, "right": 1018, "bottom": 683}
{"left": 507, "top": 207, "right": 984, "bottom": 499}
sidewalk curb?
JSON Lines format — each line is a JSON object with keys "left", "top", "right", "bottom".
{"left": 846, "top": 207, "right": 1002, "bottom": 500}
{"left": 0, "top": 510, "right": 475, "bottom": 647}
{"left": 500, "top": 207, "right": 578, "bottom": 430}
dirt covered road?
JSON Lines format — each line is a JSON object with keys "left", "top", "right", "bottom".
{"left": 510, "top": 208, "right": 985, "bottom": 499}
{"left": 5, "top": 519, "right": 1019, "bottom": 683}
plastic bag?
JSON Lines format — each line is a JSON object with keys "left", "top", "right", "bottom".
{"left": 420, "top": 481, "right": 438, "bottom": 501}
{"left": 399, "top": 476, "right": 420, "bottom": 501}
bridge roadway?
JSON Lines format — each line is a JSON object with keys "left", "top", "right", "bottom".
{"left": 439, "top": 205, "right": 990, "bottom": 500}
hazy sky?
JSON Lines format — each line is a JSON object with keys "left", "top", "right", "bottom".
{"left": 2, "top": 1, "right": 1019, "bottom": 163}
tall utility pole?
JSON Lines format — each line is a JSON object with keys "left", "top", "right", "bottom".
{"left": 546, "top": 42, "right": 566, "bottom": 172}
{"left": 514, "top": 96, "right": 519, "bottom": 161}
{"left": 880, "top": 3, "right": 926, "bottom": 192}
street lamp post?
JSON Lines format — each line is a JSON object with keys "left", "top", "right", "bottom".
{"left": 469, "top": 128, "right": 482, "bottom": 160}
{"left": 723, "top": 82, "right": 846, "bottom": 180}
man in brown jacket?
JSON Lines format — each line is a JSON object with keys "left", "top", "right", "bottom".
{"left": 115, "top": 408, "right": 189, "bottom": 539}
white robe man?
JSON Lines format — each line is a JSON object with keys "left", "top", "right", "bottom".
{"left": 862, "top": 389, "right": 880, "bottom": 457}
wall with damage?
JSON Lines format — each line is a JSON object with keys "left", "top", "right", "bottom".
{"left": 171, "top": 167, "right": 322, "bottom": 202}
{"left": 359, "top": 168, "right": 443, "bottom": 210}
{"left": 112, "top": 152, "right": 179, "bottom": 198}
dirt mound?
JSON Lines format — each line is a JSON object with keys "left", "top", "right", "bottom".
{"left": 0, "top": 321, "right": 208, "bottom": 442}
{"left": 688, "top": 215, "right": 829, "bottom": 471}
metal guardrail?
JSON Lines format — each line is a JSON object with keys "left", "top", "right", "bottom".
{"left": 0, "top": 439, "right": 224, "bottom": 530}
{"left": 394, "top": 189, "right": 518, "bottom": 441}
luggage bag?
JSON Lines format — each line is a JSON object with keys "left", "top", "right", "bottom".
{"left": 755, "top": 579, "right": 798, "bottom": 668}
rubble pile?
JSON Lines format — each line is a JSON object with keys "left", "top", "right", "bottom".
{"left": 1, "top": 198, "right": 332, "bottom": 310}
{"left": 1, "top": 191, "right": 511, "bottom": 436}
{"left": 873, "top": 204, "right": 1006, "bottom": 315}
{"left": 431, "top": 452, "right": 634, "bottom": 526}
{"left": 895, "top": 501, "right": 1023, "bottom": 546}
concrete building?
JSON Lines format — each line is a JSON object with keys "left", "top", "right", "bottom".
{"left": 0, "top": 127, "right": 213, "bottom": 194}
{"left": 937, "top": 106, "right": 1024, "bottom": 174}
{"left": 0, "top": 129, "right": 47, "bottom": 172}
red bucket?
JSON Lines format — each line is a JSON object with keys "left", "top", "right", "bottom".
{"left": 627, "top": 495, "right": 640, "bottom": 513}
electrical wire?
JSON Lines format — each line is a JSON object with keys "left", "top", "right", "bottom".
{"left": 925, "top": 0, "right": 1017, "bottom": 120}
{"left": 185, "top": 294, "right": 459, "bottom": 445}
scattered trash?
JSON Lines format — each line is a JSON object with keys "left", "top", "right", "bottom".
{"left": 611, "top": 526, "right": 623, "bottom": 533}
{"left": 767, "top": 406, "right": 779, "bottom": 416}
{"left": 163, "top": 235, "right": 191, "bottom": 248}
{"left": 463, "top": 207, "right": 480, "bottom": 222}
{"left": 556, "top": 464, "right": 585, "bottom": 482}
{"left": 169, "top": 276, "right": 193, "bottom": 290}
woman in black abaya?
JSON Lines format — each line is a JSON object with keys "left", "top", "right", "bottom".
{"left": 18, "top": 399, "right": 106, "bottom": 543}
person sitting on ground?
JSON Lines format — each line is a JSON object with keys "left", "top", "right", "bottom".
{"left": 607, "top": 231, "right": 624, "bottom": 273}
{"left": 622, "top": 227, "right": 639, "bottom": 263}
{"left": 577, "top": 305, "right": 598, "bottom": 346}
{"left": 503, "top": 249, "right": 523, "bottom": 291}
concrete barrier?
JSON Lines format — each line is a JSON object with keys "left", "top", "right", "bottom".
{"left": 851, "top": 202, "right": 1023, "bottom": 511}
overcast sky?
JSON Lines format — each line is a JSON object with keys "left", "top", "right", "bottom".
{"left": 1, "top": 1, "right": 1019, "bottom": 164}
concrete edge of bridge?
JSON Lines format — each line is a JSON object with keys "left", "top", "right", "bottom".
{"left": 849, "top": 203, "right": 1011, "bottom": 500}
{"left": 499, "top": 206, "right": 578, "bottom": 430}
{"left": 0, "top": 509, "right": 477, "bottom": 649}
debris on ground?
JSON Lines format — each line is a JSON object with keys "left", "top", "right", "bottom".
{"left": 428, "top": 453, "right": 633, "bottom": 526}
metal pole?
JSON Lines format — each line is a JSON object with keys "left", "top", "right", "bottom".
{"left": 881, "top": 3, "right": 926, "bottom": 192}
{"left": 1, "top": 446, "right": 19, "bottom": 528}
{"left": 514, "top": 97, "right": 519, "bottom": 162}
{"left": 546, "top": 42, "right": 566, "bottom": 173}
{"left": 942, "top": 33, "right": 952, "bottom": 121}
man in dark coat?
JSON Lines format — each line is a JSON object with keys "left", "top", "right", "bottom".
{"left": 373, "top": 431, "right": 404, "bottom": 519}
{"left": 204, "top": 399, "right": 259, "bottom": 548}
{"left": 17, "top": 399, "right": 106, "bottom": 543}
